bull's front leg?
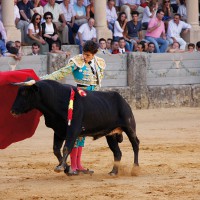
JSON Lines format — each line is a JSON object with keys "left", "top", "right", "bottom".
{"left": 53, "top": 133, "right": 64, "bottom": 164}
{"left": 54, "top": 131, "right": 79, "bottom": 173}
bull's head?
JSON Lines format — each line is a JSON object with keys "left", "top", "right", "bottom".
{"left": 11, "top": 80, "right": 39, "bottom": 116}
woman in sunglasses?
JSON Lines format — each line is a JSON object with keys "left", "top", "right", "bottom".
{"left": 41, "top": 12, "right": 61, "bottom": 51}
{"left": 26, "top": 13, "right": 49, "bottom": 54}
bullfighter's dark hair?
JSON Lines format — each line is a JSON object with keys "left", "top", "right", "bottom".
{"left": 83, "top": 40, "right": 98, "bottom": 54}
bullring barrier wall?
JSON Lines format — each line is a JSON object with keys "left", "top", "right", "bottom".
{"left": 0, "top": 47, "right": 200, "bottom": 109}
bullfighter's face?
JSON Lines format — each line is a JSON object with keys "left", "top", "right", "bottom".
{"left": 82, "top": 51, "right": 95, "bottom": 63}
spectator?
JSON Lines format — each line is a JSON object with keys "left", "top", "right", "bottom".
{"left": 60, "top": 0, "right": 79, "bottom": 44}
{"left": 111, "top": 40, "right": 119, "bottom": 53}
{"left": 142, "top": 0, "right": 158, "bottom": 30}
{"left": 162, "top": 0, "right": 173, "bottom": 31}
{"left": 0, "top": 20, "right": 7, "bottom": 43}
{"left": 31, "top": 0, "right": 44, "bottom": 21}
{"left": 170, "top": 0, "right": 180, "bottom": 13}
{"left": 75, "top": 18, "right": 96, "bottom": 53}
{"left": 26, "top": 13, "right": 49, "bottom": 54}
{"left": 113, "top": 12, "right": 128, "bottom": 41}
{"left": 5, "top": 41, "right": 21, "bottom": 61}
{"left": 51, "top": 41, "right": 71, "bottom": 57}
{"left": 28, "top": 42, "right": 41, "bottom": 55}
{"left": 115, "top": 0, "right": 122, "bottom": 11}
{"left": 167, "top": 41, "right": 184, "bottom": 52}
{"left": 17, "top": 0, "right": 34, "bottom": 23}
{"left": 113, "top": 12, "right": 132, "bottom": 51}
{"left": 106, "top": 0, "right": 118, "bottom": 32}
{"left": 136, "top": 41, "right": 146, "bottom": 52}
{"left": 140, "top": 0, "right": 149, "bottom": 8}
{"left": 167, "top": 13, "right": 191, "bottom": 50}
{"left": 15, "top": 40, "right": 21, "bottom": 51}
{"left": 196, "top": 41, "right": 200, "bottom": 52}
{"left": 14, "top": 40, "right": 23, "bottom": 55}
{"left": 41, "top": 12, "right": 61, "bottom": 51}
{"left": 187, "top": 43, "right": 195, "bottom": 53}
{"left": 14, "top": 0, "right": 29, "bottom": 43}
{"left": 145, "top": 9, "right": 169, "bottom": 53}
{"left": 98, "top": 38, "right": 110, "bottom": 54}
{"left": 177, "top": 0, "right": 187, "bottom": 22}
{"left": 44, "top": 0, "right": 69, "bottom": 44}
{"left": 139, "top": 40, "right": 148, "bottom": 51}
{"left": 86, "top": 0, "right": 94, "bottom": 19}
{"left": 147, "top": 42, "right": 155, "bottom": 53}
{"left": 112, "top": 37, "right": 129, "bottom": 54}
{"left": 73, "top": 0, "right": 88, "bottom": 26}
{"left": 40, "top": 0, "right": 48, "bottom": 7}
{"left": 120, "top": 0, "right": 144, "bottom": 21}
{"left": 125, "top": 11, "right": 143, "bottom": 51}
{"left": 106, "top": 38, "right": 113, "bottom": 53}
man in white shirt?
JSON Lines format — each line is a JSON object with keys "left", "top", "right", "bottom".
{"left": 106, "top": 0, "right": 118, "bottom": 32}
{"left": 60, "top": 0, "right": 79, "bottom": 44}
{"left": 75, "top": 18, "right": 96, "bottom": 53}
{"left": 44, "top": 0, "right": 69, "bottom": 44}
{"left": 14, "top": 0, "right": 29, "bottom": 43}
{"left": 120, "top": 0, "right": 144, "bottom": 21}
{"left": 167, "top": 13, "right": 191, "bottom": 50}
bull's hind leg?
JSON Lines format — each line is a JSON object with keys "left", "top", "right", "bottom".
{"left": 106, "top": 135, "right": 122, "bottom": 175}
{"left": 124, "top": 128, "right": 139, "bottom": 166}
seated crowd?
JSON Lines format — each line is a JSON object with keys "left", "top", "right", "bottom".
{"left": 0, "top": 0, "right": 200, "bottom": 59}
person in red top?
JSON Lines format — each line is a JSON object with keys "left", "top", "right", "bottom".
{"left": 112, "top": 37, "right": 129, "bottom": 54}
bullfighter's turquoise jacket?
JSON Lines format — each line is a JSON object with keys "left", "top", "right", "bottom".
{"left": 41, "top": 54, "right": 106, "bottom": 89}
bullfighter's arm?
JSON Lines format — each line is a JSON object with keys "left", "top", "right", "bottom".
{"left": 40, "top": 61, "right": 75, "bottom": 81}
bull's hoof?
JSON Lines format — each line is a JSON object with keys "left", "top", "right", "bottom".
{"left": 64, "top": 165, "right": 70, "bottom": 174}
{"left": 54, "top": 165, "right": 65, "bottom": 173}
{"left": 108, "top": 169, "right": 118, "bottom": 176}
{"left": 108, "top": 171, "right": 118, "bottom": 176}
{"left": 131, "top": 164, "right": 140, "bottom": 176}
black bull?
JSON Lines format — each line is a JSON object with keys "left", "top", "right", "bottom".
{"left": 11, "top": 80, "right": 139, "bottom": 175}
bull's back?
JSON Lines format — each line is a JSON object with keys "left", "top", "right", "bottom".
{"left": 80, "top": 90, "right": 133, "bottom": 129}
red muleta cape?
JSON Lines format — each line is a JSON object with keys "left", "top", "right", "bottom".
{"left": 0, "top": 69, "right": 42, "bottom": 149}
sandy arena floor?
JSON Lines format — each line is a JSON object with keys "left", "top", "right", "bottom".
{"left": 0, "top": 107, "right": 200, "bottom": 200}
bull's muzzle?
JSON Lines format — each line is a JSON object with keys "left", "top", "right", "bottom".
{"left": 10, "top": 110, "right": 21, "bottom": 117}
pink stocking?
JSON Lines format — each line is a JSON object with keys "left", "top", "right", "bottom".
{"left": 70, "top": 147, "right": 78, "bottom": 171}
{"left": 77, "top": 147, "right": 85, "bottom": 170}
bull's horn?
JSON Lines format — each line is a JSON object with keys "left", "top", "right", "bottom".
{"left": 11, "top": 79, "right": 36, "bottom": 86}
